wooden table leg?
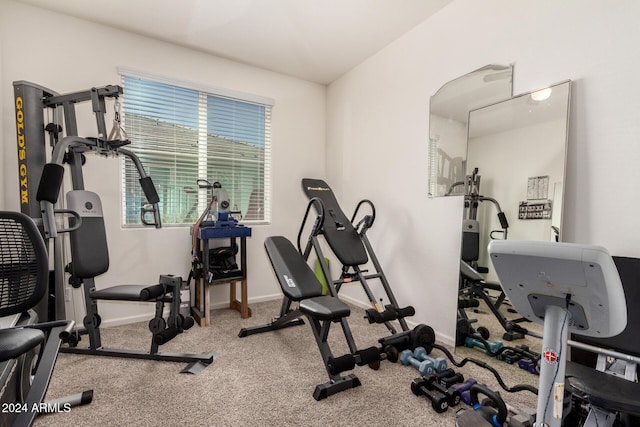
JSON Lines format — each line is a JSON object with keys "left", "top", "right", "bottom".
{"left": 229, "top": 280, "right": 236, "bottom": 310}
{"left": 228, "top": 279, "right": 251, "bottom": 319}
{"left": 190, "top": 277, "right": 205, "bottom": 327}
{"left": 204, "top": 280, "right": 210, "bottom": 326}
{"left": 240, "top": 278, "right": 251, "bottom": 318}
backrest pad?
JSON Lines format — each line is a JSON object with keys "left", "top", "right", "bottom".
{"left": 264, "top": 236, "right": 323, "bottom": 301}
{"left": 67, "top": 190, "right": 109, "bottom": 278}
{"left": 301, "top": 178, "right": 368, "bottom": 266}
{"left": 0, "top": 211, "right": 48, "bottom": 316}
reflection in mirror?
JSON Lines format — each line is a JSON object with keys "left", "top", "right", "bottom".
{"left": 466, "top": 80, "right": 571, "bottom": 280}
{"left": 456, "top": 81, "right": 571, "bottom": 362}
{"left": 428, "top": 65, "right": 513, "bottom": 197}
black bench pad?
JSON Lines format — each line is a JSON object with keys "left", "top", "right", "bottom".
{"left": 300, "top": 296, "right": 350, "bottom": 321}
{"left": 302, "top": 178, "right": 369, "bottom": 267}
{"left": 265, "top": 236, "right": 323, "bottom": 301}
{"left": 91, "top": 284, "right": 161, "bottom": 301}
{"left": 566, "top": 360, "right": 640, "bottom": 416}
{"left": 264, "top": 236, "right": 350, "bottom": 321}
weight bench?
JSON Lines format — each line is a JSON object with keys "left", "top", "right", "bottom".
{"left": 489, "top": 240, "right": 629, "bottom": 427}
{"left": 61, "top": 190, "right": 214, "bottom": 373}
{"left": 300, "top": 179, "right": 429, "bottom": 352}
{"left": 239, "top": 236, "right": 383, "bottom": 400}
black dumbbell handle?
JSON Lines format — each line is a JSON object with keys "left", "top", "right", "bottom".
{"left": 424, "top": 378, "right": 461, "bottom": 407}
{"left": 418, "top": 384, "right": 448, "bottom": 413}
{"left": 412, "top": 379, "right": 449, "bottom": 413}
{"left": 441, "top": 373, "right": 464, "bottom": 388}
{"left": 433, "top": 368, "right": 456, "bottom": 380}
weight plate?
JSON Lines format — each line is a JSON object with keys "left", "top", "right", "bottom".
{"left": 477, "top": 326, "right": 490, "bottom": 340}
{"left": 148, "top": 317, "right": 166, "bottom": 334}
{"left": 410, "top": 324, "right": 435, "bottom": 352}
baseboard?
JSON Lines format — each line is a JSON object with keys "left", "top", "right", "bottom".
{"left": 336, "top": 293, "right": 372, "bottom": 310}
{"left": 98, "top": 293, "right": 455, "bottom": 347}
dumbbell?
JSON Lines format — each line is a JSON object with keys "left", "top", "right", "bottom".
{"left": 452, "top": 379, "right": 478, "bottom": 405}
{"left": 464, "top": 336, "right": 503, "bottom": 355}
{"left": 399, "top": 349, "right": 435, "bottom": 376}
{"left": 413, "top": 347, "right": 447, "bottom": 373}
{"left": 518, "top": 359, "right": 539, "bottom": 375}
{"left": 423, "top": 374, "right": 462, "bottom": 406}
{"left": 495, "top": 349, "right": 522, "bottom": 364}
{"left": 515, "top": 344, "right": 540, "bottom": 360}
{"left": 367, "top": 345, "right": 398, "bottom": 370}
{"left": 410, "top": 378, "right": 449, "bottom": 413}
{"left": 438, "top": 372, "right": 464, "bottom": 388}
{"left": 423, "top": 368, "right": 465, "bottom": 388}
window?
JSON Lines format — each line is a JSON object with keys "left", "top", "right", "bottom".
{"left": 119, "top": 71, "right": 272, "bottom": 226}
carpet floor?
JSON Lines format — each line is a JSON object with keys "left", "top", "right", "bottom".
{"left": 31, "top": 299, "right": 539, "bottom": 426}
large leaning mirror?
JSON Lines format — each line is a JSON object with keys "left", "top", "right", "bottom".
{"left": 465, "top": 80, "right": 571, "bottom": 279}
{"left": 457, "top": 81, "right": 572, "bottom": 362}
{"left": 428, "top": 65, "right": 513, "bottom": 197}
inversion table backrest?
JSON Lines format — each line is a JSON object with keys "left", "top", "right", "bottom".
{"left": 302, "top": 178, "right": 368, "bottom": 266}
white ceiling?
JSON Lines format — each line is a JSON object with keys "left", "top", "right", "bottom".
{"left": 17, "top": 0, "right": 452, "bottom": 84}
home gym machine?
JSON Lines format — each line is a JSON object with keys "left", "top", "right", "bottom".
{"left": 300, "top": 178, "right": 435, "bottom": 353}
{"left": 13, "top": 81, "right": 213, "bottom": 373}
{"left": 453, "top": 168, "right": 529, "bottom": 343}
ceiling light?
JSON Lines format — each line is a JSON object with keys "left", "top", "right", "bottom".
{"left": 531, "top": 88, "right": 552, "bottom": 102}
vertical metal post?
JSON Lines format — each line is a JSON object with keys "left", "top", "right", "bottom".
{"left": 13, "top": 82, "right": 54, "bottom": 218}
{"left": 537, "top": 305, "right": 570, "bottom": 427}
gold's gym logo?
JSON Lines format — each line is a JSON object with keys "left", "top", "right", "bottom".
{"left": 15, "top": 96, "right": 28, "bottom": 204}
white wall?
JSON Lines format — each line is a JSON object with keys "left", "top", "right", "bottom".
{"left": 3, "top": 0, "right": 640, "bottom": 343}
{"left": 327, "top": 0, "right": 640, "bottom": 344}
{"left": 0, "top": 0, "right": 326, "bottom": 325}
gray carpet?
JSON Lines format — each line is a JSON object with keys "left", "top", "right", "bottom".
{"left": 34, "top": 300, "right": 539, "bottom": 426}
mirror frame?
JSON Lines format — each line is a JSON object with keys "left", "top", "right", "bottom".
{"left": 428, "top": 64, "right": 514, "bottom": 198}
{"left": 465, "top": 79, "right": 572, "bottom": 264}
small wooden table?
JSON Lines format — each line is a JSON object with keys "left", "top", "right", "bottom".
{"left": 192, "top": 226, "right": 252, "bottom": 326}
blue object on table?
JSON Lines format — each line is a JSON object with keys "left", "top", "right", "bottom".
{"left": 198, "top": 226, "right": 252, "bottom": 239}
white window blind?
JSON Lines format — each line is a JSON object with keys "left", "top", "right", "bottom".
{"left": 120, "top": 73, "right": 272, "bottom": 226}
